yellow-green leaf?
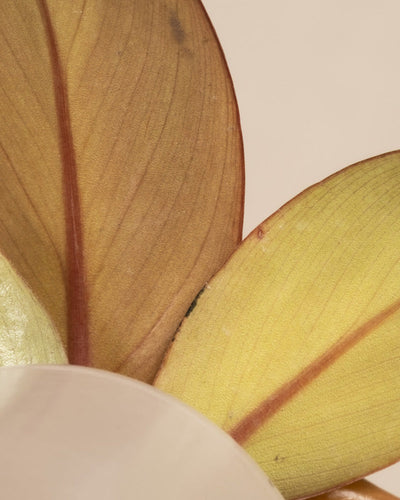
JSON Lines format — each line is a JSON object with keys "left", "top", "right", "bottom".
{"left": 155, "top": 152, "right": 400, "bottom": 499}
{"left": 0, "top": 1, "right": 243, "bottom": 381}
{"left": 0, "top": 252, "right": 66, "bottom": 365}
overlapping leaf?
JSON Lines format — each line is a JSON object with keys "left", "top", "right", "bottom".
{"left": 0, "top": 252, "right": 66, "bottom": 365}
{"left": 155, "top": 152, "right": 400, "bottom": 498}
{"left": 0, "top": 0, "right": 243, "bottom": 381}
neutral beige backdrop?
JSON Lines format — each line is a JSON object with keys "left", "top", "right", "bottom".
{"left": 201, "top": 0, "right": 400, "bottom": 495}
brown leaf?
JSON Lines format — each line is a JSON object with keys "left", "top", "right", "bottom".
{"left": 0, "top": 0, "right": 243, "bottom": 381}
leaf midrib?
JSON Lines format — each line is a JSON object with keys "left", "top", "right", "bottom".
{"left": 37, "top": 0, "right": 90, "bottom": 365}
{"left": 229, "top": 297, "right": 400, "bottom": 444}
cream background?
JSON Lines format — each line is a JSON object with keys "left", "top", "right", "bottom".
{"left": 201, "top": 0, "right": 400, "bottom": 495}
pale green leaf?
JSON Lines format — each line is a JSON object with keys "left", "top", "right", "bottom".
{"left": 0, "top": 252, "right": 66, "bottom": 365}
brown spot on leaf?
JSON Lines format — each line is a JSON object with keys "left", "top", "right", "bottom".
{"left": 169, "top": 12, "right": 185, "bottom": 44}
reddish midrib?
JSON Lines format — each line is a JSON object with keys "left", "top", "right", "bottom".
{"left": 229, "top": 297, "right": 400, "bottom": 445}
{"left": 37, "top": 0, "right": 90, "bottom": 365}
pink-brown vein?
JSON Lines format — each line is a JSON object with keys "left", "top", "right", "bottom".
{"left": 37, "top": 0, "right": 90, "bottom": 365}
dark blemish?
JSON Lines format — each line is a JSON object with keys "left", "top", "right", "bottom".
{"left": 274, "top": 455, "right": 286, "bottom": 462}
{"left": 185, "top": 284, "right": 207, "bottom": 318}
{"left": 169, "top": 12, "right": 186, "bottom": 44}
{"left": 168, "top": 284, "right": 207, "bottom": 347}
{"left": 182, "top": 46, "right": 194, "bottom": 59}
{"left": 169, "top": 285, "right": 207, "bottom": 345}
{"left": 257, "top": 227, "right": 265, "bottom": 239}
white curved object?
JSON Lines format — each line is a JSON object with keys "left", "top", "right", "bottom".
{"left": 0, "top": 365, "right": 283, "bottom": 500}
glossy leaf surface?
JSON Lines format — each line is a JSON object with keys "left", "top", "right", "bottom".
{"left": 0, "top": 253, "right": 66, "bottom": 365}
{"left": 0, "top": 1, "right": 243, "bottom": 380}
{"left": 156, "top": 152, "right": 400, "bottom": 498}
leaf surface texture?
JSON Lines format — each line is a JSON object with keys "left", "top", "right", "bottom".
{"left": 156, "top": 152, "right": 400, "bottom": 498}
{"left": 0, "top": 253, "right": 66, "bottom": 365}
{"left": 0, "top": 0, "right": 243, "bottom": 380}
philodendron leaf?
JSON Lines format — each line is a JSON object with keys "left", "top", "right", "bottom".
{"left": 155, "top": 151, "right": 400, "bottom": 499}
{"left": 0, "top": 252, "right": 66, "bottom": 365}
{"left": 0, "top": 1, "right": 243, "bottom": 381}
